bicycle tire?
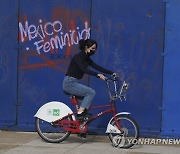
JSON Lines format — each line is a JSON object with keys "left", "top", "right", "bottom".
{"left": 35, "top": 117, "right": 71, "bottom": 143}
{"left": 108, "top": 114, "right": 139, "bottom": 148}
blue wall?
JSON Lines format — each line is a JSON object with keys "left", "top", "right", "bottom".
{"left": 161, "top": 0, "right": 180, "bottom": 137}
{"left": 17, "top": 0, "right": 91, "bottom": 129}
{"left": 0, "top": 0, "right": 18, "bottom": 127}
{"left": 90, "top": 0, "right": 165, "bottom": 135}
{"left": 0, "top": 0, "right": 179, "bottom": 138}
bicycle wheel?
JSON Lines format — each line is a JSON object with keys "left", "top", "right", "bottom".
{"left": 35, "top": 117, "right": 71, "bottom": 143}
{"left": 108, "top": 114, "right": 139, "bottom": 148}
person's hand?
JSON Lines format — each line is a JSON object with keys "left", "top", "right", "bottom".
{"left": 97, "top": 74, "right": 107, "bottom": 80}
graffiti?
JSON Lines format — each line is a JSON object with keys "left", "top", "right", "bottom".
{"left": 92, "top": 18, "right": 164, "bottom": 107}
{"left": 19, "top": 20, "right": 90, "bottom": 54}
{"left": 93, "top": 19, "right": 125, "bottom": 64}
{"left": 19, "top": 51, "right": 68, "bottom": 72}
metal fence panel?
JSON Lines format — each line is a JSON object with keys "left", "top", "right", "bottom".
{"left": 17, "top": 0, "right": 91, "bottom": 128}
{"left": 0, "top": 0, "right": 18, "bottom": 127}
{"left": 161, "top": 0, "right": 180, "bottom": 137}
{"left": 90, "top": 0, "right": 165, "bottom": 135}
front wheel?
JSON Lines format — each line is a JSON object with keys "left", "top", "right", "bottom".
{"left": 108, "top": 115, "right": 139, "bottom": 148}
{"left": 35, "top": 117, "right": 71, "bottom": 143}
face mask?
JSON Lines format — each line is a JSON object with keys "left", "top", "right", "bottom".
{"left": 87, "top": 50, "right": 95, "bottom": 56}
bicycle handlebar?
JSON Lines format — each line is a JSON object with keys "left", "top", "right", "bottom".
{"left": 105, "top": 75, "right": 129, "bottom": 101}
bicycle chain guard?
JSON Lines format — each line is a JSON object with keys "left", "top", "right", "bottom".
{"left": 54, "top": 119, "right": 88, "bottom": 133}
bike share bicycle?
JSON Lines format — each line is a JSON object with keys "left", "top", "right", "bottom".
{"left": 34, "top": 75, "right": 139, "bottom": 148}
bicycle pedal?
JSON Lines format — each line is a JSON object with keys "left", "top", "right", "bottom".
{"left": 77, "top": 117, "right": 89, "bottom": 122}
{"left": 84, "top": 117, "right": 89, "bottom": 120}
{"left": 77, "top": 113, "right": 91, "bottom": 121}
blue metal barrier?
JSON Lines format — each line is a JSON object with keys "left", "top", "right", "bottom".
{"left": 0, "top": 0, "right": 18, "bottom": 127}
{"left": 90, "top": 0, "right": 165, "bottom": 135}
{"left": 17, "top": 0, "right": 91, "bottom": 128}
{"left": 161, "top": 0, "right": 180, "bottom": 137}
{"left": 0, "top": 0, "right": 180, "bottom": 138}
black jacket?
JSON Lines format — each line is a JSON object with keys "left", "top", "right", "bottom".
{"left": 66, "top": 51, "right": 113, "bottom": 79}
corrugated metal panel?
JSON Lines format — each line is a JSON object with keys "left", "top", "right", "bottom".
{"left": 161, "top": 0, "right": 180, "bottom": 137}
{"left": 0, "top": 0, "right": 18, "bottom": 127}
{"left": 90, "top": 0, "right": 165, "bottom": 135}
{"left": 2, "top": 0, "right": 179, "bottom": 138}
{"left": 17, "top": 0, "right": 91, "bottom": 126}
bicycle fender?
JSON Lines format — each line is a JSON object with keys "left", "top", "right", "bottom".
{"left": 106, "top": 112, "right": 130, "bottom": 133}
{"left": 34, "top": 101, "right": 75, "bottom": 122}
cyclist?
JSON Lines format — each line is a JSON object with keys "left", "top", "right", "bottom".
{"left": 63, "top": 39, "right": 115, "bottom": 120}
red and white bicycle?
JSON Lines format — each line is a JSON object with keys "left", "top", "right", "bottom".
{"left": 34, "top": 75, "right": 139, "bottom": 148}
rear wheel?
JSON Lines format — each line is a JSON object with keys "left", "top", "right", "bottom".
{"left": 108, "top": 115, "right": 139, "bottom": 148}
{"left": 35, "top": 117, "right": 71, "bottom": 143}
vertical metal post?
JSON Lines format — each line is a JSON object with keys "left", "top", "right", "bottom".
{"left": 15, "top": 0, "right": 21, "bottom": 125}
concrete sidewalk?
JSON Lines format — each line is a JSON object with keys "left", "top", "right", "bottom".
{"left": 0, "top": 130, "right": 180, "bottom": 154}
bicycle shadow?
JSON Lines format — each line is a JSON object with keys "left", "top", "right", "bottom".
{"left": 60, "top": 134, "right": 143, "bottom": 149}
{"left": 63, "top": 134, "right": 108, "bottom": 143}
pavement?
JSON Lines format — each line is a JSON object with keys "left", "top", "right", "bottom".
{"left": 0, "top": 130, "right": 180, "bottom": 154}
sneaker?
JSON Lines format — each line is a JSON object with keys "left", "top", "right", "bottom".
{"left": 84, "top": 109, "right": 92, "bottom": 116}
{"left": 77, "top": 110, "right": 91, "bottom": 120}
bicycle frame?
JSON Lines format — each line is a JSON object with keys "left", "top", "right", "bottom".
{"left": 88, "top": 101, "right": 121, "bottom": 128}
{"left": 53, "top": 77, "right": 128, "bottom": 134}
{"left": 53, "top": 96, "right": 122, "bottom": 134}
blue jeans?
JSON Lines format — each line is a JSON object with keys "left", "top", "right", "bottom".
{"left": 62, "top": 76, "right": 96, "bottom": 109}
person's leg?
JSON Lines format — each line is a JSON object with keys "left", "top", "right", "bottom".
{"left": 73, "top": 84, "right": 96, "bottom": 109}
{"left": 63, "top": 76, "right": 96, "bottom": 112}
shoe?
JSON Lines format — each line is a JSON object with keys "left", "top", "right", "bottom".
{"left": 84, "top": 109, "right": 92, "bottom": 116}
{"left": 77, "top": 133, "right": 86, "bottom": 139}
{"left": 77, "top": 112, "right": 89, "bottom": 120}
{"left": 77, "top": 110, "right": 92, "bottom": 120}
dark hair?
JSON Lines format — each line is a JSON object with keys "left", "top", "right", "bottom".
{"left": 79, "top": 39, "right": 98, "bottom": 51}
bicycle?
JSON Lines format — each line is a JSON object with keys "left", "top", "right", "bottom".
{"left": 34, "top": 75, "right": 139, "bottom": 148}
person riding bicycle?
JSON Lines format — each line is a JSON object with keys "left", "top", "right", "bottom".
{"left": 63, "top": 39, "right": 115, "bottom": 120}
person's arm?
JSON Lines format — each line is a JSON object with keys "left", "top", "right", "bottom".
{"left": 89, "top": 59, "right": 113, "bottom": 75}
{"left": 74, "top": 56, "right": 98, "bottom": 77}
